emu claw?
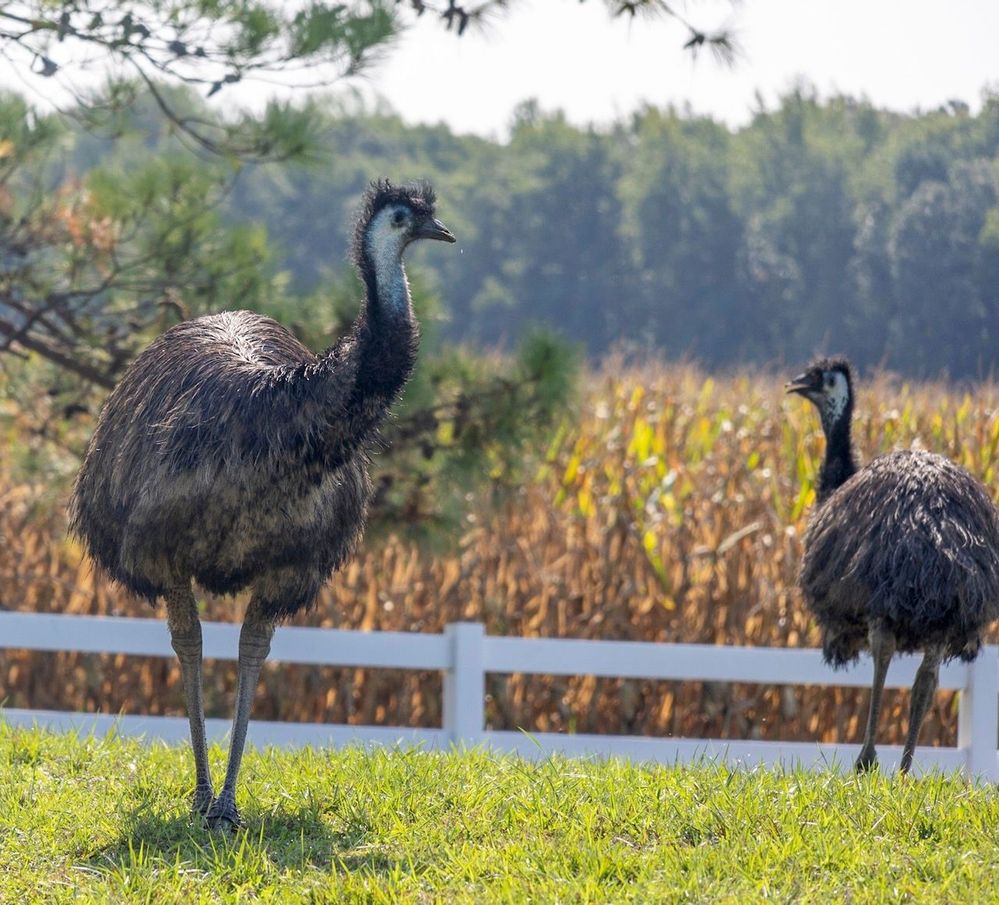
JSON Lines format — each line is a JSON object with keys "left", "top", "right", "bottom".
{"left": 205, "top": 791, "right": 242, "bottom": 831}
{"left": 192, "top": 783, "right": 215, "bottom": 816}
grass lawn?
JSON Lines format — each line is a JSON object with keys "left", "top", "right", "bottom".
{"left": 2, "top": 726, "right": 999, "bottom": 903}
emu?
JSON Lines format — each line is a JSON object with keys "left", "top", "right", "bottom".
{"left": 70, "top": 180, "right": 455, "bottom": 829}
{"left": 786, "top": 358, "right": 999, "bottom": 774}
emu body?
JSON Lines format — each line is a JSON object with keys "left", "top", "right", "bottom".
{"left": 788, "top": 359, "right": 999, "bottom": 773}
{"left": 803, "top": 449, "right": 999, "bottom": 667}
{"left": 70, "top": 181, "right": 455, "bottom": 827}
{"left": 72, "top": 311, "right": 372, "bottom": 617}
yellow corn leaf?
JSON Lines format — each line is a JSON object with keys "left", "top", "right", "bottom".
{"left": 563, "top": 453, "right": 581, "bottom": 486}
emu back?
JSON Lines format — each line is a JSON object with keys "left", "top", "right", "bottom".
{"left": 71, "top": 311, "right": 372, "bottom": 618}
{"left": 801, "top": 449, "right": 999, "bottom": 665}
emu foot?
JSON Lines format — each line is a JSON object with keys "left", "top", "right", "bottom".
{"left": 205, "top": 790, "right": 242, "bottom": 831}
{"left": 855, "top": 747, "right": 879, "bottom": 773}
{"left": 192, "top": 783, "right": 215, "bottom": 816}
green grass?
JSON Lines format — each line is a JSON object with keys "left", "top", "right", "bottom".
{"left": 2, "top": 727, "right": 999, "bottom": 903}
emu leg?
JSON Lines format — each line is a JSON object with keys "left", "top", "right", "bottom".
{"left": 206, "top": 599, "right": 275, "bottom": 830}
{"left": 856, "top": 627, "right": 896, "bottom": 773}
{"left": 165, "top": 586, "right": 214, "bottom": 815}
{"left": 899, "top": 647, "right": 942, "bottom": 775}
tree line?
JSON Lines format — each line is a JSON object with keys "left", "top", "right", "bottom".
{"left": 225, "top": 89, "right": 999, "bottom": 378}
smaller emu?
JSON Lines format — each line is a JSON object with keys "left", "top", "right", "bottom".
{"left": 71, "top": 180, "right": 454, "bottom": 828}
{"left": 787, "top": 358, "right": 999, "bottom": 774}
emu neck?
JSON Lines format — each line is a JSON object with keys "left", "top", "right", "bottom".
{"left": 363, "top": 231, "right": 412, "bottom": 323}
{"left": 817, "top": 409, "right": 857, "bottom": 502}
{"left": 319, "top": 224, "right": 419, "bottom": 410}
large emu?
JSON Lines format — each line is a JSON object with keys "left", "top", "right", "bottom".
{"left": 786, "top": 358, "right": 999, "bottom": 774}
{"left": 71, "top": 180, "right": 455, "bottom": 828}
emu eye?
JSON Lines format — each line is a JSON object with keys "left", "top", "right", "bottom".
{"left": 392, "top": 209, "right": 406, "bottom": 227}
{"left": 824, "top": 373, "right": 835, "bottom": 388}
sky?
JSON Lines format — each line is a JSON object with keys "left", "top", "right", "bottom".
{"left": 363, "top": 0, "right": 999, "bottom": 137}
{"left": 1, "top": 1, "right": 997, "bottom": 137}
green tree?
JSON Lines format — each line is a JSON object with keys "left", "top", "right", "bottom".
{"left": 441, "top": 104, "right": 627, "bottom": 352}
{"left": 619, "top": 108, "right": 743, "bottom": 361}
{"left": 0, "top": 95, "right": 280, "bottom": 391}
{"left": 732, "top": 92, "right": 871, "bottom": 362}
{"left": 888, "top": 160, "right": 999, "bottom": 375}
{"left": 0, "top": 1, "right": 398, "bottom": 159}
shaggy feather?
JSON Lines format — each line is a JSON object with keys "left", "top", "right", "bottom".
{"left": 70, "top": 180, "right": 443, "bottom": 620}
{"left": 802, "top": 449, "right": 999, "bottom": 665}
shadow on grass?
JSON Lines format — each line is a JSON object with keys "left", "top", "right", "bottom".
{"left": 83, "top": 796, "right": 407, "bottom": 877}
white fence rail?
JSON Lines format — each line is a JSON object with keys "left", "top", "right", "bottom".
{"left": 1, "top": 612, "right": 997, "bottom": 779}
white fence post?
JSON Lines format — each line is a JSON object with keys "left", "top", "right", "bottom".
{"left": 959, "top": 645, "right": 999, "bottom": 781}
{"left": 443, "top": 622, "right": 486, "bottom": 748}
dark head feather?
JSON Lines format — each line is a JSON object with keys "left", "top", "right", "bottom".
{"left": 351, "top": 179, "right": 438, "bottom": 266}
{"left": 804, "top": 356, "right": 853, "bottom": 387}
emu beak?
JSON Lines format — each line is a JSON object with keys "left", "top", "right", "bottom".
{"left": 785, "top": 372, "right": 818, "bottom": 397}
{"left": 414, "top": 217, "right": 456, "bottom": 243}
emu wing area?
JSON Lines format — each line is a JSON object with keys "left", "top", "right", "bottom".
{"left": 801, "top": 449, "right": 999, "bottom": 665}
{"left": 71, "top": 311, "right": 370, "bottom": 614}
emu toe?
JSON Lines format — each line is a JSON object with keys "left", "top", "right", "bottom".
{"left": 854, "top": 747, "right": 878, "bottom": 773}
{"left": 205, "top": 791, "right": 242, "bottom": 831}
{"left": 192, "top": 783, "right": 215, "bottom": 817}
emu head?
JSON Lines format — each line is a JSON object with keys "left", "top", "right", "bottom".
{"left": 352, "top": 179, "right": 455, "bottom": 269}
{"left": 785, "top": 357, "right": 853, "bottom": 433}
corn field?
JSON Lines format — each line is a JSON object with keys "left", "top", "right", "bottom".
{"left": 3, "top": 364, "right": 999, "bottom": 748}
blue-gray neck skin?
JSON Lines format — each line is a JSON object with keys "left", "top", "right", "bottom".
{"left": 360, "top": 206, "right": 413, "bottom": 323}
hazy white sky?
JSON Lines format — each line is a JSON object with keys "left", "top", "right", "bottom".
{"left": 365, "top": 0, "right": 999, "bottom": 137}
{"left": 2, "top": 1, "right": 996, "bottom": 136}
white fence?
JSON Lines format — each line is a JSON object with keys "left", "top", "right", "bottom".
{"left": 1, "top": 611, "right": 997, "bottom": 779}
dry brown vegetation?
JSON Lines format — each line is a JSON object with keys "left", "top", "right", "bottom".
{"left": 4, "top": 364, "right": 999, "bottom": 748}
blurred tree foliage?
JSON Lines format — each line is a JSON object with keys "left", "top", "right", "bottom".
{"left": 401, "top": 1, "right": 736, "bottom": 61}
{"left": 0, "top": 1, "right": 399, "bottom": 159}
{"left": 0, "top": 1, "right": 730, "bottom": 161}
{"left": 228, "top": 86, "right": 999, "bottom": 379}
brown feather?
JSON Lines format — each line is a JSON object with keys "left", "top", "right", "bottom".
{"left": 802, "top": 449, "right": 999, "bottom": 665}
